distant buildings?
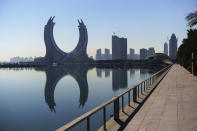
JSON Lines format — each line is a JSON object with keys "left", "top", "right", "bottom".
{"left": 96, "top": 49, "right": 102, "bottom": 60}
{"left": 164, "top": 42, "right": 168, "bottom": 56}
{"left": 95, "top": 35, "right": 158, "bottom": 61}
{"left": 96, "top": 48, "right": 112, "bottom": 60}
{"left": 10, "top": 57, "right": 34, "bottom": 63}
{"left": 147, "top": 47, "right": 155, "bottom": 57}
{"left": 112, "top": 35, "right": 127, "bottom": 60}
{"left": 104, "top": 48, "right": 111, "bottom": 60}
{"left": 139, "top": 47, "right": 155, "bottom": 60}
{"left": 140, "top": 48, "right": 148, "bottom": 60}
{"left": 128, "top": 48, "right": 135, "bottom": 59}
{"left": 169, "top": 33, "right": 178, "bottom": 60}
{"left": 127, "top": 48, "right": 140, "bottom": 60}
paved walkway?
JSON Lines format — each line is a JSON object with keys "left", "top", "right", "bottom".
{"left": 125, "top": 64, "right": 197, "bottom": 131}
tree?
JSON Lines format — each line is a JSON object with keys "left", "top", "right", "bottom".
{"left": 186, "top": 10, "right": 197, "bottom": 27}
{"left": 177, "top": 29, "right": 197, "bottom": 75}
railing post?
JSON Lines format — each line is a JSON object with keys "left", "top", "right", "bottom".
{"left": 143, "top": 81, "right": 145, "bottom": 92}
{"left": 137, "top": 85, "right": 139, "bottom": 97}
{"left": 141, "top": 83, "right": 143, "bottom": 93}
{"left": 103, "top": 107, "right": 106, "bottom": 130}
{"left": 114, "top": 98, "right": 119, "bottom": 120}
{"left": 153, "top": 75, "right": 155, "bottom": 82}
{"left": 133, "top": 86, "right": 137, "bottom": 102}
{"left": 128, "top": 91, "right": 130, "bottom": 106}
{"left": 149, "top": 78, "right": 151, "bottom": 85}
{"left": 149, "top": 78, "right": 150, "bottom": 86}
{"left": 87, "top": 117, "right": 90, "bottom": 131}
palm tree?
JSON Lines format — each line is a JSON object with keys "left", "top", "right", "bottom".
{"left": 186, "top": 10, "right": 197, "bottom": 27}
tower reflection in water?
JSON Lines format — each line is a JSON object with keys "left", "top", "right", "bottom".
{"left": 140, "top": 69, "right": 149, "bottom": 79}
{"left": 96, "top": 68, "right": 128, "bottom": 91}
{"left": 112, "top": 69, "right": 128, "bottom": 91}
{"left": 130, "top": 69, "right": 135, "bottom": 79}
{"left": 96, "top": 68, "right": 111, "bottom": 78}
{"left": 36, "top": 65, "right": 92, "bottom": 112}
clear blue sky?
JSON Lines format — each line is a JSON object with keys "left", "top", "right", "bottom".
{"left": 0, "top": 0, "right": 196, "bottom": 61}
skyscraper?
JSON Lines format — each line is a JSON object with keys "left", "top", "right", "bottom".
{"left": 147, "top": 47, "right": 155, "bottom": 57}
{"left": 119, "top": 38, "right": 127, "bottom": 60}
{"left": 164, "top": 42, "right": 168, "bottom": 56}
{"left": 96, "top": 49, "right": 102, "bottom": 60}
{"left": 140, "top": 48, "right": 148, "bottom": 60}
{"left": 112, "top": 35, "right": 127, "bottom": 60}
{"left": 128, "top": 48, "right": 135, "bottom": 59}
{"left": 104, "top": 48, "right": 110, "bottom": 60}
{"left": 169, "top": 33, "right": 178, "bottom": 60}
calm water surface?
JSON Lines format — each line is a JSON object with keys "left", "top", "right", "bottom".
{"left": 0, "top": 65, "right": 159, "bottom": 131}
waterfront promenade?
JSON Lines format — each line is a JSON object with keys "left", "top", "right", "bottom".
{"left": 125, "top": 64, "right": 197, "bottom": 131}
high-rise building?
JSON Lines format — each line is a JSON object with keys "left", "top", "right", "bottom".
{"left": 96, "top": 49, "right": 102, "bottom": 60}
{"left": 120, "top": 38, "right": 127, "bottom": 60}
{"left": 112, "top": 35, "right": 127, "bottom": 60}
{"left": 169, "top": 33, "right": 178, "bottom": 59}
{"left": 128, "top": 48, "right": 135, "bottom": 59}
{"left": 164, "top": 42, "right": 168, "bottom": 56}
{"left": 104, "top": 48, "right": 111, "bottom": 60}
{"left": 140, "top": 48, "right": 148, "bottom": 60}
{"left": 147, "top": 47, "right": 155, "bottom": 57}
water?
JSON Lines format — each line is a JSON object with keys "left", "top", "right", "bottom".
{"left": 0, "top": 65, "right": 159, "bottom": 131}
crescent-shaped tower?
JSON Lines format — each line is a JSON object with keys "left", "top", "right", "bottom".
{"left": 35, "top": 16, "right": 93, "bottom": 63}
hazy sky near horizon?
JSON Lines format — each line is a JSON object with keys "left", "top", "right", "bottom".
{"left": 0, "top": 0, "right": 196, "bottom": 61}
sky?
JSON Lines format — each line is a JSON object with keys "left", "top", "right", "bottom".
{"left": 0, "top": 0, "right": 196, "bottom": 61}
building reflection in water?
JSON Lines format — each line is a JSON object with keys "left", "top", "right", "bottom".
{"left": 112, "top": 69, "right": 128, "bottom": 91}
{"left": 96, "top": 68, "right": 110, "bottom": 78}
{"left": 36, "top": 65, "right": 91, "bottom": 112}
{"left": 105, "top": 69, "right": 110, "bottom": 77}
{"left": 96, "top": 68, "right": 102, "bottom": 77}
{"left": 130, "top": 69, "right": 135, "bottom": 79}
{"left": 140, "top": 69, "right": 148, "bottom": 79}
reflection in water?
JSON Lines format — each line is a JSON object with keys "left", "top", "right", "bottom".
{"left": 36, "top": 65, "right": 91, "bottom": 112}
{"left": 96, "top": 68, "right": 111, "bottom": 78}
{"left": 105, "top": 69, "right": 110, "bottom": 77}
{"left": 96, "top": 68, "right": 102, "bottom": 77}
{"left": 112, "top": 69, "right": 128, "bottom": 91}
{"left": 130, "top": 69, "right": 135, "bottom": 79}
{"left": 140, "top": 69, "right": 148, "bottom": 79}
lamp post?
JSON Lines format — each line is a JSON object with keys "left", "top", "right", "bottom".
{"left": 192, "top": 52, "right": 194, "bottom": 75}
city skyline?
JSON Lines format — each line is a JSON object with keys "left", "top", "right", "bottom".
{"left": 0, "top": 0, "right": 196, "bottom": 61}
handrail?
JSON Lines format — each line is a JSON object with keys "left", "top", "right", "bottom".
{"left": 57, "top": 65, "right": 172, "bottom": 131}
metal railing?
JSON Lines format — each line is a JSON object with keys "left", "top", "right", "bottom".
{"left": 57, "top": 65, "right": 172, "bottom": 131}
